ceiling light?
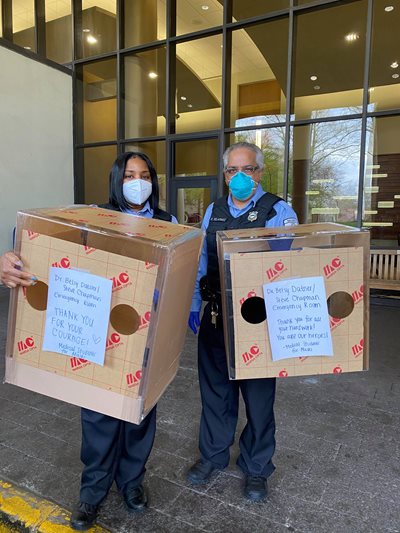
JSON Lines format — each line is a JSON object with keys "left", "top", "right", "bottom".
{"left": 390, "top": 61, "right": 399, "bottom": 69}
{"left": 392, "top": 73, "right": 399, "bottom": 79}
{"left": 82, "top": 28, "right": 90, "bottom": 33}
{"left": 201, "top": 5, "right": 209, "bottom": 10}
{"left": 180, "top": 96, "right": 187, "bottom": 101}
{"left": 187, "top": 104, "right": 193, "bottom": 108}
{"left": 23, "top": 46, "right": 31, "bottom": 50}
{"left": 314, "top": 85, "right": 320, "bottom": 90}
{"left": 86, "top": 35, "right": 97, "bottom": 44}
{"left": 148, "top": 71, "right": 158, "bottom": 79}
{"left": 384, "top": 6, "right": 394, "bottom": 12}
{"left": 310, "top": 75, "right": 318, "bottom": 81}
{"left": 345, "top": 32, "right": 359, "bottom": 42}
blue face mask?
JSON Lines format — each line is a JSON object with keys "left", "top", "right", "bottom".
{"left": 228, "top": 171, "right": 255, "bottom": 201}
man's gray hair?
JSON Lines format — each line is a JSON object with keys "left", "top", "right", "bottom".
{"left": 223, "top": 142, "right": 264, "bottom": 171}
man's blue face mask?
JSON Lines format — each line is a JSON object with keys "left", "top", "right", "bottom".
{"left": 228, "top": 171, "right": 255, "bottom": 201}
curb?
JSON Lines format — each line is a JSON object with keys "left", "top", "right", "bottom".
{"left": 0, "top": 480, "right": 109, "bottom": 532}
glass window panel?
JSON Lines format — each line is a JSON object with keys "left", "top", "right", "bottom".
{"left": 123, "top": 0, "right": 165, "bottom": 48}
{"left": 124, "top": 47, "right": 166, "bottom": 139}
{"left": 12, "top": 0, "right": 36, "bottom": 51}
{"left": 76, "top": 58, "right": 117, "bottom": 144}
{"left": 77, "top": 0, "right": 116, "bottom": 59}
{"left": 175, "top": 139, "right": 218, "bottom": 177}
{"left": 81, "top": 145, "right": 117, "bottom": 205}
{"left": 229, "top": 128, "right": 286, "bottom": 197}
{"left": 363, "top": 116, "right": 400, "bottom": 246}
{"left": 124, "top": 141, "right": 167, "bottom": 210}
{"left": 368, "top": 0, "right": 400, "bottom": 112}
{"left": 288, "top": 120, "right": 362, "bottom": 225}
{"left": 175, "top": 35, "right": 222, "bottom": 134}
{"left": 45, "top": 0, "right": 72, "bottom": 64}
{"left": 293, "top": 1, "right": 367, "bottom": 119}
{"left": 230, "top": 18, "right": 288, "bottom": 128}
{"left": 231, "top": 0, "right": 288, "bottom": 21}
{"left": 176, "top": 0, "right": 222, "bottom": 37}
{"left": 0, "top": 5, "right": 3, "bottom": 38}
{"left": 176, "top": 187, "right": 211, "bottom": 226}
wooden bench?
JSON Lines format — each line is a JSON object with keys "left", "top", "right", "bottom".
{"left": 370, "top": 249, "right": 400, "bottom": 290}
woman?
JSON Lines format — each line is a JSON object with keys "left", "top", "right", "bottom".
{"left": 0, "top": 152, "right": 177, "bottom": 531}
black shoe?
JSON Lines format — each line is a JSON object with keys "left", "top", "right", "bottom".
{"left": 187, "top": 459, "right": 220, "bottom": 485}
{"left": 243, "top": 476, "right": 268, "bottom": 502}
{"left": 123, "top": 484, "right": 148, "bottom": 513}
{"left": 70, "top": 502, "right": 98, "bottom": 531}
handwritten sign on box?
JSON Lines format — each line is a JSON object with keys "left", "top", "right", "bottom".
{"left": 42, "top": 267, "right": 112, "bottom": 365}
{"left": 263, "top": 276, "right": 333, "bottom": 361}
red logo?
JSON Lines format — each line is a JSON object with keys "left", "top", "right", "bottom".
{"left": 266, "top": 261, "right": 286, "bottom": 281}
{"left": 323, "top": 257, "right": 344, "bottom": 279}
{"left": 126, "top": 370, "right": 142, "bottom": 387}
{"left": 239, "top": 290, "right": 257, "bottom": 306}
{"left": 330, "top": 316, "right": 344, "bottom": 330}
{"left": 139, "top": 311, "right": 151, "bottom": 330}
{"left": 148, "top": 224, "right": 167, "bottom": 229}
{"left": 52, "top": 257, "right": 71, "bottom": 269}
{"left": 333, "top": 366, "right": 343, "bottom": 374}
{"left": 241, "top": 344, "right": 261, "bottom": 366}
{"left": 110, "top": 272, "right": 130, "bottom": 291}
{"left": 351, "top": 338, "right": 364, "bottom": 357}
{"left": 108, "top": 221, "right": 130, "bottom": 227}
{"left": 27, "top": 230, "right": 39, "bottom": 240}
{"left": 106, "top": 332, "right": 122, "bottom": 351}
{"left": 145, "top": 262, "right": 156, "bottom": 270}
{"left": 164, "top": 233, "right": 173, "bottom": 238}
{"left": 97, "top": 212, "right": 117, "bottom": 218}
{"left": 83, "top": 246, "right": 96, "bottom": 255}
{"left": 17, "top": 336, "right": 36, "bottom": 355}
{"left": 351, "top": 284, "right": 364, "bottom": 305}
{"left": 279, "top": 369, "right": 289, "bottom": 377}
{"left": 70, "top": 357, "right": 90, "bottom": 370}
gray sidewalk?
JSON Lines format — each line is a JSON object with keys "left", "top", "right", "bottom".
{"left": 0, "top": 285, "right": 399, "bottom": 533}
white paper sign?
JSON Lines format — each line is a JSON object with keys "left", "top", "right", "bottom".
{"left": 42, "top": 267, "right": 112, "bottom": 365}
{"left": 263, "top": 276, "right": 333, "bottom": 361}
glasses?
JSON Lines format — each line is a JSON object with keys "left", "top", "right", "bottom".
{"left": 224, "top": 165, "right": 259, "bottom": 176}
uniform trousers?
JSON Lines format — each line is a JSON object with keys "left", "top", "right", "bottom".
{"left": 79, "top": 406, "right": 156, "bottom": 505}
{"left": 198, "top": 303, "right": 276, "bottom": 478}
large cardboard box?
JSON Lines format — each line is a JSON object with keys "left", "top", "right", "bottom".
{"left": 217, "top": 223, "right": 370, "bottom": 380}
{"left": 5, "top": 206, "right": 203, "bottom": 423}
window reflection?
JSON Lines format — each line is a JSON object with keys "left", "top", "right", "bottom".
{"left": 230, "top": 18, "right": 288, "bottom": 127}
{"left": 229, "top": 128, "right": 286, "bottom": 197}
{"left": 363, "top": 116, "right": 400, "bottom": 246}
{"left": 45, "top": 1, "right": 72, "bottom": 64}
{"left": 231, "top": 0, "right": 289, "bottom": 21}
{"left": 12, "top": 0, "right": 36, "bottom": 51}
{"left": 175, "top": 139, "right": 218, "bottom": 177}
{"left": 78, "top": 1, "right": 116, "bottom": 59}
{"left": 368, "top": 0, "right": 400, "bottom": 112}
{"left": 176, "top": 0, "right": 222, "bottom": 37}
{"left": 293, "top": 1, "right": 367, "bottom": 119}
{"left": 175, "top": 35, "right": 222, "bottom": 134}
{"left": 176, "top": 187, "right": 211, "bottom": 226}
{"left": 289, "top": 120, "right": 362, "bottom": 225}
{"left": 123, "top": 0, "right": 165, "bottom": 48}
{"left": 81, "top": 145, "right": 117, "bottom": 205}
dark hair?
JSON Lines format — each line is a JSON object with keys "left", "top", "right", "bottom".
{"left": 108, "top": 151, "right": 161, "bottom": 212}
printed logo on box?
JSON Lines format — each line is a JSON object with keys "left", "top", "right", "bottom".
{"left": 70, "top": 357, "right": 91, "bottom": 370}
{"left": 241, "top": 344, "right": 261, "bottom": 366}
{"left": 126, "top": 370, "right": 142, "bottom": 387}
{"left": 110, "top": 272, "right": 131, "bottom": 292}
{"left": 83, "top": 246, "right": 96, "bottom": 255}
{"left": 96, "top": 212, "right": 117, "bottom": 218}
{"left": 145, "top": 262, "right": 156, "bottom": 270}
{"left": 106, "top": 332, "right": 122, "bottom": 351}
{"left": 323, "top": 257, "right": 344, "bottom": 279}
{"left": 333, "top": 365, "right": 343, "bottom": 374}
{"left": 330, "top": 316, "right": 344, "bottom": 330}
{"left": 351, "top": 338, "right": 364, "bottom": 358}
{"left": 266, "top": 260, "right": 286, "bottom": 282}
{"left": 27, "top": 230, "right": 39, "bottom": 240}
{"left": 164, "top": 233, "right": 173, "bottom": 238}
{"left": 108, "top": 221, "right": 130, "bottom": 228}
{"left": 148, "top": 224, "right": 167, "bottom": 229}
{"left": 51, "top": 257, "right": 71, "bottom": 269}
{"left": 239, "top": 290, "right": 257, "bottom": 306}
{"left": 139, "top": 311, "right": 151, "bottom": 330}
{"left": 279, "top": 368, "right": 289, "bottom": 377}
{"left": 351, "top": 284, "right": 364, "bottom": 305}
{"left": 17, "top": 336, "right": 36, "bottom": 355}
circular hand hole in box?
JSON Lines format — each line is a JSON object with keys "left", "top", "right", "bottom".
{"left": 110, "top": 304, "right": 140, "bottom": 335}
{"left": 327, "top": 291, "right": 354, "bottom": 319}
{"left": 241, "top": 296, "right": 266, "bottom": 324}
{"left": 26, "top": 281, "right": 48, "bottom": 311}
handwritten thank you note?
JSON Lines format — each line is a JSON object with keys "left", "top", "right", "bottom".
{"left": 43, "top": 268, "right": 112, "bottom": 365}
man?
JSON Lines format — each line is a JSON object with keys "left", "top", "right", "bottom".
{"left": 187, "top": 141, "right": 298, "bottom": 501}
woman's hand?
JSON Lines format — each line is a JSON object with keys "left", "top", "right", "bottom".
{"left": 0, "top": 252, "right": 37, "bottom": 288}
